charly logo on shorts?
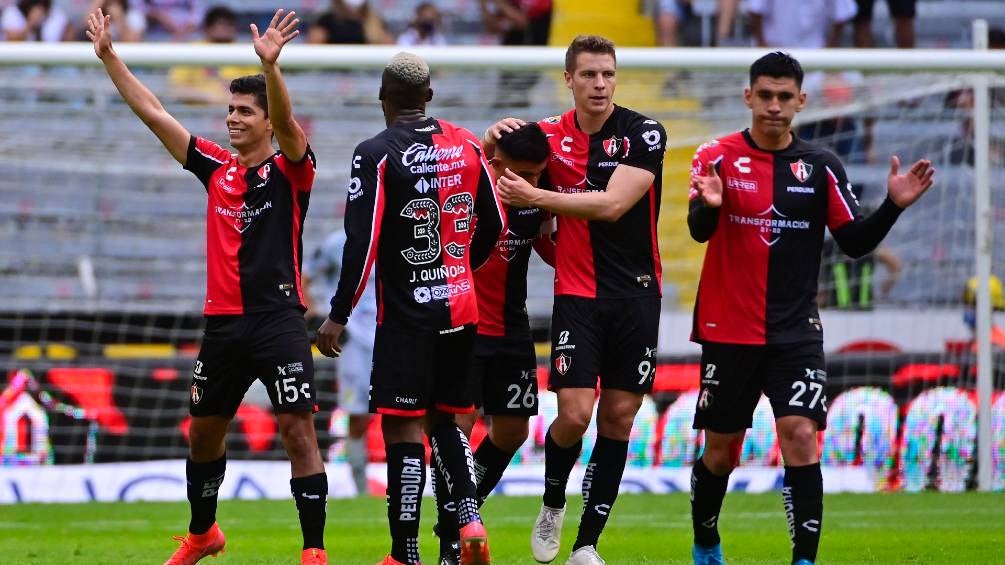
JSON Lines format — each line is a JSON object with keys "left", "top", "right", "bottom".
{"left": 191, "top": 385, "right": 203, "bottom": 404}
{"left": 554, "top": 353, "right": 572, "bottom": 375}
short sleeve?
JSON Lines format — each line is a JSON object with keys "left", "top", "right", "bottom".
{"left": 621, "top": 118, "right": 667, "bottom": 176}
{"left": 275, "top": 145, "right": 317, "bottom": 193}
{"left": 184, "top": 136, "right": 230, "bottom": 190}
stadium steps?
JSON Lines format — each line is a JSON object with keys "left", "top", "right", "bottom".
{"left": 550, "top": 0, "right": 655, "bottom": 47}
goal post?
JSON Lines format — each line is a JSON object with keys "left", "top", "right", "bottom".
{"left": 0, "top": 39, "right": 1001, "bottom": 497}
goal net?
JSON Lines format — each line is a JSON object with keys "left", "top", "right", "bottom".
{"left": 0, "top": 44, "right": 1002, "bottom": 500}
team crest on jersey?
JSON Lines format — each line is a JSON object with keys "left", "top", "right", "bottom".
{"left": 191, "top": 385, "right": 203, "bottom": 404}
{"left": 257, "top": 164, "right": 271, "bottom": 181}
{"left": 603, "top": 136, "right": 622, "bottom": 157}
{"left": 555, "top": 353, "right": 572, "bottom": 375}
{"left": 790, "top": 160, "right": 813, "bottom": 183}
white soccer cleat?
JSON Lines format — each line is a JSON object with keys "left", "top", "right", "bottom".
{"left": 531, "top": 504, "right": 566, "bottom": 563}
{"left": 566, "top": 546, "right": 605, "bottom": 565}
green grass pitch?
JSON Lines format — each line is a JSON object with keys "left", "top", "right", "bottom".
{"left": 1, "top": 492, "right": 1002, "bottom": 564}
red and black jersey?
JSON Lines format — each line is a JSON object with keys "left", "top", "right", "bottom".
{"left": 474, "top": 204, "right": 552, "bottom": 339}
{"left": 689, "top": 130, "right": 875, "bottom": 345}
{"left": 184, "top": 136, "right": 316, "bottom": 316}
{"left": 328, "top": 118, "right": 505, "bottom": 333}
{"left": 538, "top": 105, "right": 666, "bottom": 299}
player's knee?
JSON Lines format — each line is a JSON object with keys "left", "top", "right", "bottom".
{"left": 703, "top": 447, "right": 737, "bottom": 475}
{"left": 556, "top": 407, "right": 592, "bottom": 438}
{"left": 779, "top": 422, "right": 817, "bottom": 447}
{"left": 491, "top": 421, "right": 529, "bottom": 452}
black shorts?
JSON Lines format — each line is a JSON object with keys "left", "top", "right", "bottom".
{"left": 370, "top": 324, "right": 476, "bottom": 416}
{"left": 692, "top": 341, "right": 829, "bottom": 433}
{"left": 855, "top": 0, "right": 916, "bottom": 22}
{"left": 191, "top": 309, "right": 316, "bottom": 417}
{"left": 549, "top": 296, "right": 660, "bottom": 394}
{"left": 470, "top": 335, "right": 539, "bottom": 416}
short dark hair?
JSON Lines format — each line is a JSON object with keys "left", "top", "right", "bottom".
{"left": 204, "top": 6, "right": 237, "bottom": 29}
{"left": 565, "top": 35, "right": 617, "bottom": 73}
{"left": 230, "top": 74, "right": 268, "bottom": 116}
{"left": 496, "top": 123, "right": 550, "bottom": 164}
{"left": 749, "top": 51, "right": 804, "bottom": 88}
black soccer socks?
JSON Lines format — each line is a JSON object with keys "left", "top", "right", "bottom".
{"left": 431, "top": 461, "right": 460, "bottom": 554}
{"left": 386, "top": 442, "right": 425, "bottom": 564}
{"left": 473, "top": 436, "right": 517, "bottom": 505}
{"left": 290, "top": 472, "right": 328, "bottom": 550}
{"left": 186, "top": 455, "right": 226, "bottom": 535}
{"left": 783, "top": 462, "right": 824, "bottom": 564}
{"left": 430, "top": 422, "right": 482, "bottom": 526}
{"left": 690, "top": 456, "right": 730, "bottom": 548}
{"left": 573, "top": 435, "right": 628, "bottom": 551}
{"left": 542, "top": 430, "right": 582, "bottom": 509}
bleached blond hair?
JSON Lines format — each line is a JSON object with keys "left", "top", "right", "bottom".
{"left": 384, "top": 52, "right": 430, "bottom": 86}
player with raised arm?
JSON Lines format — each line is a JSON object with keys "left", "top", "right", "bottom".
{"left": 87, "top": 7, "right": 329, "bottom": 565}
{"left": 490, "top": 35, "right": 667, "bottom": 565}
{"left": 315, "top": 52, "right": 505, "bottom": 565}
{"left": 431, "top": 123, "right": 555, "bottom": 565}
{"left": 686, "top": 52, "right": 934, "bottom": 565}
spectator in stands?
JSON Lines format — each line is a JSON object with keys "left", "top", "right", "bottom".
{"left": 397, "top": 2, "right": 447, "bottom": 47}
{"left": 715, "top": 0, "right": 740, "bottom": 45}
{"left": 307, "top": 0, "right": 392, "bottom": 45}
{"left": 962, "top": 275, "right": 1005, "bottom": 349}
{"left": 748, "top": 0, "right": 856, "bottom": 49}
{"left": 479, "top": 0, "right": 553, "bottom": 107}
{"left": 202, "top": 4, "right": 237, "bottom": 43}
{"left": 168, "top": 6, "right": 256, "bottom": 104}
{"left": 853, "top": 0, "right": 915, "bottom": 48}
{"left": 86, "top": 1, "right": 145, "bottom": 42}
{"left": 1, "top": 0, "right": 74, "bottom": 42}
{"left": 654, "top": 0, "right": 691, "bottom": 47}
{"left": 945, "top": 27, "right": 1005, "bottom": 166}
{"left": 142, "top": 0, "right": 204, "bottom": 41}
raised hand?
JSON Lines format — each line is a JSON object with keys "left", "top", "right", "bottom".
{"left": 887, "top": 156, "right": 935, "bottom": 209}
{"left": 251, "top": 9, "right": 300, "bottom": 66}
{"left": 692, "top": 161, "right": 723, "bottom": 208}
{"left": 85, "top": 8, "right": 114, "bottom": 60}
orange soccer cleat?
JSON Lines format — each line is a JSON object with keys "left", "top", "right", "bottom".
{"left": 302, "top": 548, "right": 328, "bottom": 564}
{"left": 164, "top": 522, "right": 226, "bottom": 565}
{"left": 458, "top": 521, "right": 491, "bottom": 565}
{"left": 376, "top": 555, "right": 412, "bottom": 565}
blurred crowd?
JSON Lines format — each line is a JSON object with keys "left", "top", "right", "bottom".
{"left": 2, "top": 0, "right": 1000, "bottom": 48}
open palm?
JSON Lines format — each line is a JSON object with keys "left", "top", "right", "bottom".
{"left": 887, "top": 156, "right": 935, "bottom": 208}
{"left": 85, "top": 8, "right": 113, "bottom": 60}
{"left": 252, "top": 9, "right": 300, "bottom": 65}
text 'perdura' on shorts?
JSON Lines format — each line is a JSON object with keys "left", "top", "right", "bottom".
{"left": 549, "top": 296, "right": 660, "bottom": 394}
{"left": 369, "top": 324, "right": 477, "bottom": 416}
{"left": 693, "top": 341, "right": 829, "bottom": 433}
{"left": 190, "top": 308, "right": 316, "bottom": 417}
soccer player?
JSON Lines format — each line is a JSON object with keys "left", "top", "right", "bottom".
{"left": 303, "top": 229, "right": 377, "bottom": 496}
{"left": 491, "top": 35, "right": 667, "bottom": 565}
{"left": 87, "top": 7, "right": 329, "bottom": 565}
{"left": 431, "top": 123, "right": 555, "bottom": 565}
{"left": 315, "top": 52, "right": 505, "bottom": 565}
{"left": 686, "top": 52, "right": 934, "bottom": 565}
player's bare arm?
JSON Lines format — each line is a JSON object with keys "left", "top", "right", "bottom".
{"left": 252, "top": 9, "right": 308, "bottom": 162}
{"left": 886, "top": 155, "right": 935, "bottom": 208}
{"left": 87, "top": 7, "right": 190, "bottom": 164}
{"left": 497, "top": 163, "right": 654, "bottom": 223}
